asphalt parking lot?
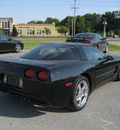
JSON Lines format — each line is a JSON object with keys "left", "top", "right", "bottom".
{"left": 0, "top": 50, "right": 120, "bottom": 130}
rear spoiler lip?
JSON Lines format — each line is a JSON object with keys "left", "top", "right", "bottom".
{"left": 67, "top": 36, "right": 92, "bottom": 40}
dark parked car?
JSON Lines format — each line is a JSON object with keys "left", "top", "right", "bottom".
{"left": 66, "top": 33, "right": 108, "bottom": 53}
{"left": 0, "top": 33, "right": 24, "bottom": 53}
{"left": 0, "top": 43, "right": 120, "bottom": 111}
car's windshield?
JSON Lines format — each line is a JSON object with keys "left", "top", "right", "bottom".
{"left": 21, "top": 44, "right": 80, "bottom": 60}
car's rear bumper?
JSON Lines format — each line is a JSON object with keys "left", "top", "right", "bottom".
{"left": 0, "top": 78, "right": 72, "bottom": 108}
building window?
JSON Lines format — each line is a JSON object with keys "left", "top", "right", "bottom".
{"left": 5, "top": 22, "right": 8, "bottom": 28}
{"left": 37, "top": 29, "right": 41, "bottom": 35}
{"left": 27, "top": 29, "right": 32, "bottom": 34}
{"left": 2, "top": 22, "right": 4, "bottom": 28}
{"left": 17, "top": 30, "right": 22, "bottom": 35}
{"left": 49, "top": 30, "right": 51, "bottom": 35}
{"left": 8, "top": 21, "right": 10, "bottom": 28}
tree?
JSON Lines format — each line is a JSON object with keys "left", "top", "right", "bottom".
{"left": 114, "top": 29, "right": 120, "bottom": 35}
{"left": 28, "top": 20, "right": 44, "bottom": 24}
{"left": 84, "top": 13, "right": 101, "bottom": 33}
{"left": 75, "top": 15, "right": 86, "bottom": 33}
{"left": 27, "top": 20, "right": 36, "bottom": 24}
{"left": 36, "top": 20, "right": 44, "bottom": 24}
{"left": 44, "top": 27, "right": 50, "bottom": 35}
{"left": 45, "top": 17, "right": 60, "bottom": 26}
{"left": 57, "top": 26, "right": 68, "bottom": 36}
{"left": 60, "top": 16, "right": 74, "bottom": 35}
{"left": 12, "top": 25, "right": 18, "bottom": 37}
{"left": 101, "top": 11, "right": 115, "bottom": 32}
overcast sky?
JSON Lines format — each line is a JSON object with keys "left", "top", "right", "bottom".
{"left": 0, "top": 0, "right": 120, "bottom": 23}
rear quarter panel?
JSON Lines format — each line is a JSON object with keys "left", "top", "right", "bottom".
{"left": 49, "top": 61, "right": 94, "bottom": 107}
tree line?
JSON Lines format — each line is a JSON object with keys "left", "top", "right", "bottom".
{"left": 27, "top": 11, "right": 120, "bottom": 36}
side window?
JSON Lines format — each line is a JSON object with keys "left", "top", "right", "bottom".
{"left": 98, "top": 34, "right": 102, "bottom": 40}
{"left": 0, "top": 34, "right": 10, "bottom": 40}
{"left": 82, "top": 47, "right": 106, "bottom": 61}
{"left": 95, "top": 35, "right": 100, "bottom": 41}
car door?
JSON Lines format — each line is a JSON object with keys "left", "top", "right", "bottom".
{"left": 0, "top": 34, "right": 14, "bottom": 51}
{"left": 81, "top": 46, "right": 116, "bottom": 87}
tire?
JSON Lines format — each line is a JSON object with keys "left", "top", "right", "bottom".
{"left": 15, "top": 44, "right": 22, "bottom": 53}
{"left": 104, "top": 44, "right": 108, "bottom": 53}
{"left": 115, "top": 70, "right": 120, "bottom": 81}
{"left": 68, "top": 76, "right": 90, "bottom": 111}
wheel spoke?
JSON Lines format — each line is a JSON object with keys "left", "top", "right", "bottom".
{"left": 75, "top": 79, "right": 89, "bottom": 108}
{"left": 15, "top": 44, "right": 21, "bottom": 52}
{"left": 76, "top": 95, "right": 81, "bottom": 101}
{"left": 81, "top": 81, "right": 87, "bottom": 90}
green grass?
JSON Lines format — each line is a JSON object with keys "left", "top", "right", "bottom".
{"left": 23, "top": 40, "right": 120, "bottom": 51}
{"left": 108, "top": 44, "right": 120, "bottom": 51}
{"left": 23, "top": 41, "right": 46, "bottom": 50}
{"left": 23, "top": 40, "right": 65, "bottom": 50}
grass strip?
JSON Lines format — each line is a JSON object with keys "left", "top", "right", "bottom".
{"left": 23, "top": 40, "right": 120, "bottom": 51}
{"left": 108, "top": 44, "right": 120, "bottom": 51}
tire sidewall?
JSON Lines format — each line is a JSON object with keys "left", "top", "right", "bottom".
{"left": 15, "top": 44, "right": 21, "bottom": 53}
{"left": 72, "top": 76, "right": 90, "bottom": 110}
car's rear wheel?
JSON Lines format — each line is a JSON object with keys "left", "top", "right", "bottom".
{"left": 68, "top": 76, "right": 90, "bottom": 111}
{"left": 104, "top": 44, "right": 108, "bottom": 53}
{"left": 15, "top": 44, "right": 22, "bottom": 53}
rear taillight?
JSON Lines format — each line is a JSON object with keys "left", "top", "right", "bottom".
{"left": 86, "top": 40, "right": 92, "bottom": 45}
{"left": 25, "top": 69, "right": 35, "bottom": 78}
{"left": 38, "top": 71, "right": 49, "bottom": 80}
{"left": 9, "top": 63, "right": 17, "bottom": 65}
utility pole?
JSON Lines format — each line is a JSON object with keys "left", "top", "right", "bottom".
{"left": 67, "top": 18, "right": 70, "bottom": 36}
{"left": 71, "top": 0, "right": 79, "bottom": 36}
{"left": 72, "top": 18, "right": 73, "bottom": 36}
{"left": 103, "top": 18, "right": 107, "bottom": 37}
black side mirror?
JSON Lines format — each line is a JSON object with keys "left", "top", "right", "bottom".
{"left": 8, "top": 38, "right": 12, "bottom": 41}
{"left": 101, "top": 38, "right": 106, "bottom": 40}
{"left": 107, "top": 55, "right": 114, "bottom": 60}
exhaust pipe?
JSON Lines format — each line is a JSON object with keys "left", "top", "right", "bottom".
{"left": 21, "top": 97, "right": 30, "bottom": 102}
{"left": 9, "top": 93, "right": 16, "bottom": 97}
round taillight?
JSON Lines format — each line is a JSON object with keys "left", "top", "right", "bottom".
{"left": 86, "top": 40, "right": 92, "bottom": 45}
{"left": 38, "top": 71, "right": 49, "bottom": 80}
{"left": 25, "top": 69, "right": 35, "bottom": 78}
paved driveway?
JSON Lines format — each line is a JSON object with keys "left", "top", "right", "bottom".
{"left": 0, "top": 51, "right": 120, "bottom": 130}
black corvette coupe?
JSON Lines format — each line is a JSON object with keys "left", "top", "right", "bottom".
{"left": 0, "top": 33, "right": 24, "bottom": 53}
{"left": 0, "top": 43, "right": 120, "bottom": 111}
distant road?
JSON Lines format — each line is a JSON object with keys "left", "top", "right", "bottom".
{"left": 107, "top": 38, "right": 120, "bottom": 46}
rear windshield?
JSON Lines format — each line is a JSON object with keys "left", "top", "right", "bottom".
{"left": 21, "top": 44, "right": 80, "bottom": 60}
{"left": 75, "top": 34, "right": 94, "bottom": 39}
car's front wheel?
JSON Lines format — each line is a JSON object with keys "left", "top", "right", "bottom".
{"left": 15, "top": 44, "right": 22, "bottom": 53}
{"left": 68, "top": 76, "right": 90, "bottom": 111}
